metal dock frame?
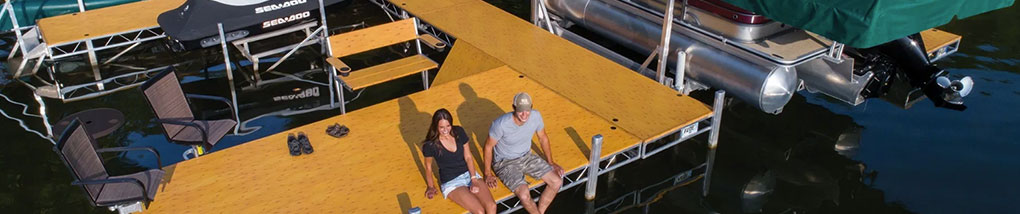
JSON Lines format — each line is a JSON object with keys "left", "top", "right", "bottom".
{"left": 214, "top": 0, "right": 340, "bottom": 134}
{"left": 495, "top": 91, "right": 725, "bottom": 214}
{"left": 370, "top": 2, "right": 726, "bottom": 213}
{"left": 2, "top": 0, "right": 171, "bottom": 102}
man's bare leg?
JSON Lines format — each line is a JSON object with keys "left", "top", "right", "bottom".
{"left": 514, "top": 185, "right": 540, "bottom": 214}
{"left": 537, "top": 171, "right": 563, "bottom": 213}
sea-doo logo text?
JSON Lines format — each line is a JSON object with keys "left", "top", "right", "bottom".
{"left": 263, "top": 11, "right": 310, "bottom": 28}
{"left": 273, "top": 87, "right": 320, "bottom": 101}
{"left": 255, "top": 0, "right": 307, "bottom": 14}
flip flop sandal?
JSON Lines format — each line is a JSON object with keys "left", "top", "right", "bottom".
{"left": 337, "top": 125, "right": 350, "bottom": 138}
{"left": 287, "top": 133, "right": 301, "bottom": 156}
{"left": 326, "top": 123, "right": 350, "bottom": 138}
{"left": 326, "top": 123, "right": 339, "bottom": 137}
{"left": 298, "top": 132, "right": 314, "bottom": 154}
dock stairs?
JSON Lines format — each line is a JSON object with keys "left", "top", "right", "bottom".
{"left": 7, "top": 27, "right": 47, "bottom": 78}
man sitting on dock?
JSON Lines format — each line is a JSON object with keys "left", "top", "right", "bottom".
{"left": 483, "top": 92, "right": 564, "bottom": 214}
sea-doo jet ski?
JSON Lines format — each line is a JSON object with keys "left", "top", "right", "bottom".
{"left": 158, "top": 0, "right": 347, "bottom": 50}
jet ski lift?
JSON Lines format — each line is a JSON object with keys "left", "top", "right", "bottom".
{"left": 3, "top": 0, "right": 185, "bottom": 102}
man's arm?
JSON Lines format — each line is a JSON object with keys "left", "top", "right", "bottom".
{"left": 536, "top": 128, "right": 563, "bottom": 176}
{"left": 483, "top": 136, "right": 499, "bottom": 188}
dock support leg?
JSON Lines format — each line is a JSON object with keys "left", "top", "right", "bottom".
{"left": 412, "top": 18, "right": 429, "bottom": 90}
{"left": 585, "top": 134, "right": 604, "bottom": 200}
{"left": 702, "top": 90, "right": 725, "bottom": 196}
{"left": 655, "top": 0, "right": 676, "bottom": 84}
{"left": 4, "top": 2, "right": 28, "bottom": 56}
{"left": 85, "top": 40, "right": 105, "bottom": 90}
{"left": 317, "top": 0, "right": 344, "bottom": 111}
{"left": 219, "top": 23, "right": 242, "bottom": 134}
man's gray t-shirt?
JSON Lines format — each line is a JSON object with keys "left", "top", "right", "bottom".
{"left": 490, "top": 110, "right": 544, "bottom": 161}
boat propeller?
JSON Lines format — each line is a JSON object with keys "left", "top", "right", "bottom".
{"left": 923, "top": 75, "right": 972, "bottom": 110}
{"left": 935, "top": 76, "right": 974, "bottom": 105}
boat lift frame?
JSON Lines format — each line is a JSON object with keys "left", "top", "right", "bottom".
{"left": 1, "top": 0, "right": 341, "bottom": 140}
{"left": 2, "top": 0, "right": 170, "bottom": 102}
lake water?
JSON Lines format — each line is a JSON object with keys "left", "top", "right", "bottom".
{"left": 1, "top": 0, "right": 1017, "bottom": 213}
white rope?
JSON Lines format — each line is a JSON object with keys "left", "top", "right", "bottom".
{"left": 0, "top": 93, "right": 55, "bottom": 144}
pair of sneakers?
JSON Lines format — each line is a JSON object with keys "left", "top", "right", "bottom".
{"left": 287, "top": 132, "right": 313, "bottom": 156}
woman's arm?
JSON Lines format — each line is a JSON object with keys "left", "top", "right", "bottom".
{"left": 424, "top": 156, "right": 438, "bottom": 199}
{"left": 463, "top": 142, "right": 481, "bottom": 193}
{"left": 463, "top": 143, "right": 478, "bottom": 177}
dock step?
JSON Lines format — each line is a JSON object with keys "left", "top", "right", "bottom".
{"left": 919, "top": 28, "right": 961, "bottom": 63}
{"left": 334, "top": 54, "right": 437, "bottom": 90}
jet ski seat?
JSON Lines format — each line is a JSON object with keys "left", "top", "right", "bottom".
{"left": 326, "top": 18, "right": 444, "bottom": 91}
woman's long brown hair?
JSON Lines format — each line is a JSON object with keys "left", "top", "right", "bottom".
{"left": 424, "top": 108, "right": 454, "bottom": 156}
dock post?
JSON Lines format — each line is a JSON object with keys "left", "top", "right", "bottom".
{"left": 218, "top": 23, "right": 242, "bottom": 134}
{"left": 702, "top": 90, "right": 725, "bottom": 196}
{"left": 585, "top": 134, "right": 604, "bottom": 200}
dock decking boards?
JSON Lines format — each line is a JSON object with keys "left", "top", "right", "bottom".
{"left": 35, "top": 0, "right": 186, "bottom": 45}
{"left": 431, "top": 41, "right": 506, "bottom": 86}
{"left": 390, "top": 0, "right": 712, "bottom": 140}
{"left": 144, "top": 66, "right": 641, "bottom": 213}
{"left": 145, "top": 0, "right": 713, "bottom": 212}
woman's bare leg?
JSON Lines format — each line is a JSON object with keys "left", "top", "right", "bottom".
{"left": 448, "top": 187, "right": 485, "bottom": 214}
{"left": 470, "top": 178, "right": 498, "bottom": 214}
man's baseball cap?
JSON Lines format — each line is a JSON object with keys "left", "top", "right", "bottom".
{"left": 513, "top": 92, "right": 532, "bottom": 113}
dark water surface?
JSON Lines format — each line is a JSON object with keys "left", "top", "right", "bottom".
{"left": 1, "top": 0, "right": 1018, "bottom": 213}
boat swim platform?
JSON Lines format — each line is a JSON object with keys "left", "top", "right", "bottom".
{"left": 919, "top": 28, "right": 962, "bottom": 63}
{"left": 144, "top": 0, "right": 715, "bottom": 213}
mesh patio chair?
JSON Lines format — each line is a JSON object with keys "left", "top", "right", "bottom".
{"left": 54, "top": 119, "right": 165, "bottom": 207}
{"left": 140, "top": 68, "right": 237, "bottom": 155}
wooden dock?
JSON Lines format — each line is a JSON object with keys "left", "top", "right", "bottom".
{"left": 35, "top": 0, "right": 185, "bottom": 46}
{"left": 145, "top": 0, "right": 712, "bottom": 213}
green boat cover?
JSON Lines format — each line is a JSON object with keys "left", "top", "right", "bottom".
{"left": 721, "top": 0, "right": 1015, "bottom": 48}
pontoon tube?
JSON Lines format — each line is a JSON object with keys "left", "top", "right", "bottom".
{"left": 547, "top": 0, "right": 796, "bottom": 113}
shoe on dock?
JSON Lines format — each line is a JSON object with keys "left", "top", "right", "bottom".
{"left": 326, "top": 123, "right": 350, "bottom": 138}
{"left": 287, "top": 133, "right": 301, "bottom": 156}
{"left": 298, "top": 132, "right": 314, "bottom": 154}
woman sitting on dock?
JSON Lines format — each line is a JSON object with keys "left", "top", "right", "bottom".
{"left": 422, "top": 109, "right": 497, "bottom": 214}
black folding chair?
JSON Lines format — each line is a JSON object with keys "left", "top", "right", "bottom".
{"left": 54, "top": 119, "right": 164, "bottom": 207}
{"left": 140, "top": 68, "right": 237, "bottom": 156}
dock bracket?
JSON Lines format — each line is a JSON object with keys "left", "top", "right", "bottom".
{"left": 824, "top": 41, "right": 845, "bottom": 63}
{"left": 531, "top": 0, "right": 557, "bottom": 34}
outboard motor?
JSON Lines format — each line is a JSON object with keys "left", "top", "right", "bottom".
{"left": 868, "top": 34, "right": 973, "bottom": 110}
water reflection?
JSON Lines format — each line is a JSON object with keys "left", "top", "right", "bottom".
{"left": 1, "top": 0, "right": 1017, "bottom": 213}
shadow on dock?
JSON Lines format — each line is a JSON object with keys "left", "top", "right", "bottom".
{"left": 456, "top": 83, "right": 504, "bottom": 168}
{"left": 398, "top": 97, "right": 431, "bottom": 182}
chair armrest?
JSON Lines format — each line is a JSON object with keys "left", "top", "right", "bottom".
{"left": 418, "top": 34, "right": 447, "bottom": 50}
{"left": 326, "top": 57, "right": 352, "bottom": 75}
{"left": 97, "top": 146, "right": 162, "bottom": 168}
{"left": 152, "top": 118, "right": 208, "bottom": 144}
{"left": 73, "top": 177, "right": 148, "bottom": 199}
{"left": 185, "top": 94, "right": 236, "bottom": 118}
